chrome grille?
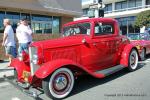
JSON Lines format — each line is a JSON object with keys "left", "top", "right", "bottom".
{"left": 29, "top": 47, "right": 40, "bottom": 76}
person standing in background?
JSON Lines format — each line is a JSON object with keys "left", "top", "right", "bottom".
{"left": 140, "top": 25, "right": 146, "bottom": 33}
{"left": 2, "top": 19, "right": 16, "bottom": 66}
{"left": 16, "top": 18, "right": 32, "bottom": 55}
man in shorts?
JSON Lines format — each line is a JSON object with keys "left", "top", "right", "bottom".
{"left": 2, "top": 19, "right": 15, "bottom": 66}
{"left": 16, "top": 18, "right": 32, "bottom": 54}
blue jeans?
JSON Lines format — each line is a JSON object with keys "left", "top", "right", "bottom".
{"left": 18, "top": 43, "right": 30, "bottom": 54}
{"left": 5, "top": 46, "right": 16, "bottom": 58}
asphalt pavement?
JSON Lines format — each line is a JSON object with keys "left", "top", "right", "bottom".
{"left": 0, "top": 61, "right": 14, "bottom": 82}
{"left": 0, "top": 58, "right": 150, "bottom": 100}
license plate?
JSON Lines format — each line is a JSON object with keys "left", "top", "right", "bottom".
{"left": 22, "top": 71, "right": 30, "bottom": 79}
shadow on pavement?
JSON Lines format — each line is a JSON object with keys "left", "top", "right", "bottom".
{"left": 70, "top": 62, "right": 146, "bottom": 97}
{"left": 146, "top": 54, "right": 150, "bottom": 59}
{"left": 0, "top": 60, "right": 8, "bottom": 63}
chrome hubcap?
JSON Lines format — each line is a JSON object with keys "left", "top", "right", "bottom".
{"left": 130, "top": 51, "right": 138, "bottom": 70}
{"left": 54, "top": 75, "right": 68, "bottom": 91}
{"left": 131, "top": 55, "right": 136, "bottom": 66}
{"left": 48, "top": 68, "right": 74, "bottom": 98}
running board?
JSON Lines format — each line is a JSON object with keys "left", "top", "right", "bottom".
{"left": 95, "top": 65, "right": 124, "bottom": 76}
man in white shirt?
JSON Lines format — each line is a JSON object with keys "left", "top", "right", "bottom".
{"left": 16, "top": 18, "right": 32, "bottom": 54}
{"left": 2, "top": 19, "right": 16, "bottom": 66}
{"left": 140, "top": 26, "right": 146, "bottom": 33}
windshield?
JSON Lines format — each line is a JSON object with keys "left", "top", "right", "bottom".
{"left": 63, "top": 23, "right": 91, "bottom": 36}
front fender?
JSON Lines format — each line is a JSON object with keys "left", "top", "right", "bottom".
{"left": 35, "top": 59, "right": 85, "bottom": 79}
{"left": 120, "top": 44, "right": 139, "bottom": 67}
{"left": 10, "top": 58, "right": 30, "bottom": 81}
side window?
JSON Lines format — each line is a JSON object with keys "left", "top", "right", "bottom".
{"left": 63, "top": 23, "right": 91, "bottom": 36}
{"left": 94, "top": 22, "right": 114, "bottom": 36}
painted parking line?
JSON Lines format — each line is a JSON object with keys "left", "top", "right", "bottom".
{"left": 11, "top": 97, "right": 21, "bottom": 100}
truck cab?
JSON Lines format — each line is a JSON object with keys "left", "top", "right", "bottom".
{"left": 10, "top": 18, "right": 140, "bottom": 99}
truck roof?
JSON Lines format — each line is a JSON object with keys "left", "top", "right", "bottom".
{"left": 63, "top": 18, "right": 117, "bottom": 27}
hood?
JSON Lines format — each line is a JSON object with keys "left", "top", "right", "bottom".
{"left": 31, "top": 35, "right": 86, "bottom": 49}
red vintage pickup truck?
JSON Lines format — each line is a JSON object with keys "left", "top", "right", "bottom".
{"left": 9, "top": 18, "right": 142, "bottom": 99}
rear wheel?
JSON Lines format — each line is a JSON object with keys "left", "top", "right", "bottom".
{"left": 128, "top": 49, "right": 139, "bottom": 72}
{"left": 42, "top": 68, "right": 74, "bottom": 100}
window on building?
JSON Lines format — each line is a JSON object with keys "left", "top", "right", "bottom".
{"left": 122, "top": 1, "right": 127, "bottom": 9}
{"left": 115, "top": 1, "right": 127, "bottom": 10}
{"left": 128, "top": 0, "right": 136, "bottom": 8}
{"left": 6, "top": 12, "right": 20, "bottom": 32}
{"left": 116, "top": 16, "right": 140, "bottom": 35}
{"left": 115, "top": 2, "right": 122, "bottom": 10}
{"left": 0, "top": 11, "right": 5, "bottom": 33}
{"left": 52, "top": 17, "right": 60, "bottom": 34}
{"left": 146, "top": 0, "right": 150, "bottom": 5}
{"left": 21, "top": 13, "right": 30, "bottom": 20}
{"left": 128, "top": 0, "right": 142, "bottom": 8}
{"left": 83, "top": 8, "right": 89, "bottom": 15}
{"left": 32, "top": 15, "right": 52, "bottom": 21}
{"left": 31, "top": 15, "right": 53, "bottom": 34}
{"left": 6, "top": 12, "right": 20, "bottom": 19}
{"left": 135, "top": 0, "right": 142, "bottom": 7}
{"left": 104, "top": 3, "right": 112, "bottom": 12}
{"left": 128, "top": 16, "right": 135, "bottom": 33}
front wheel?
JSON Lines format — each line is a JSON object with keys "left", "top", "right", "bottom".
{"left": 128, "top": 49, "right": 139, "bottom": 72}
{"left": 42, "top": 68, "right": 74, "bottom": 100}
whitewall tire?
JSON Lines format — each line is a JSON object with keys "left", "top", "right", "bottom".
{"left": 128, "top": 49, "right": 139, "bottom": 71}
{"left": 42, "top": 68, "right": 74, "bottom": 99}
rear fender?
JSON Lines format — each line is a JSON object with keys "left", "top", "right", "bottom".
{"left": 120, "top": 44, "right": 139, "bottom": 67}
{"left": 35, "top": 59, "right": 89, "bottom": 79}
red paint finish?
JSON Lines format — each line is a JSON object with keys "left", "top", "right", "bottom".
{"left": 10, "top": 18, "right": 141, "bottom": 85}
{"left": 10, "top": 58, "right": 30, "bottom": 82}
{"left": 131, "top": 40, "right": 150, "bottom": 55}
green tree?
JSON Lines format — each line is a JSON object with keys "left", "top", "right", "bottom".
{"left": 134, "top": 10, "right": 150, "bottom": 28}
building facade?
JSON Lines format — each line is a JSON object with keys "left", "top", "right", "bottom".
{"left": 79, "top": 0, "right": 150, "bottom": 35}
{"left": 0, "top": 0, "right": 82, "bottom": 34}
